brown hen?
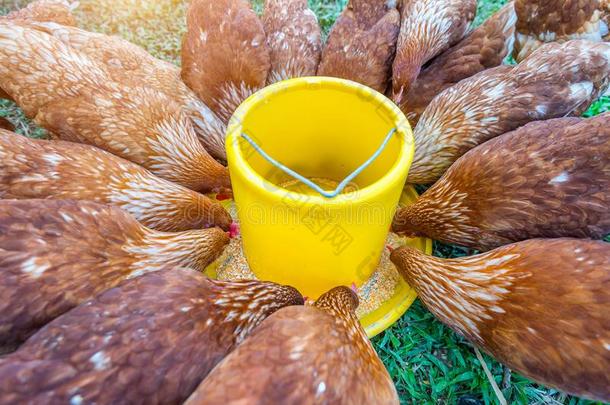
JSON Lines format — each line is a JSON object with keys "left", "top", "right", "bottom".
{"left": 318, "top": 0, "right": 400, "bottom": 93}
{"left": 182, "top": 0, "right": 270, "bottom": 128}
{"left": 409, "top": 40, "right": 610, "bottom": 184}
{"left": 1, "top": 0, "right": 77, "bottom": 26}
{"left": 0, "top": 199, "right": 229, "bottom": 353}
{"left": 0, "top": 130, "right": 232, "bottom": 232}
{"left": 402, "top": 3, "right": 516, "bottom": 126}
{"left": 16, "top": 19, "right": 229, "bottom": 163}
{"left": 186, "top": 286, "right": 398, "bottom": 405}
{"left": 391, "top": 239, "right": 610, "bottom": 402}
{"left": 391, "top": 0, "right": 477, "bottom": 104}
{"left": 394, "top": 114, "right": 610, "bottom": 251}
{"left": 0, "top": 269, "right": 304, "bottom": 404}
{"left": 0, "top": 22, "right": 229, "bottom": 193}
{"left": 263, "top": 0, "right": 322, "bottom": 84}
{"left": 514, "top": 0, "right": 608, "bottom": 62}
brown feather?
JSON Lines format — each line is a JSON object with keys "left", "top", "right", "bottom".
{"left": 186, "top": 286, "right": 398, "bottom": 405}
{"left": 0, "top": 130, "right": 232, "bottom": 232}
{"left": 318, "top": 0, "right": 400, "bottom": 93}
{"left": 0, "top": 199, "right": 229, "bottom": 352}
{"left": 391, "top": 0, "right": 477, "bottom": 103}
{"left": 514, "top": 0, "right": 606, "bottom": 61}
{"left": 391, "top": 239, "right": 610, "bottom": 402}
{"left": 181, "top": 0, "right": 271, "bottom": 126}
{"left": 409, "top": 40, "right": 610, "bottom": 184}
{"left": 402, "top": 3, "right": 516, "bottom": 126}
{"left": 0, "top": 22, "right": 229, "bottom": 193}
{"left": 0, "top": 269, "right": 303, "bottom": 404}
{"left": 394, "top": 114, "right": 610, "bottom": 250}
{"left": 263, "top": 0, "right": 322, "bottom": 84}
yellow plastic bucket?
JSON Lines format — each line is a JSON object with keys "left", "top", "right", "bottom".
{"left": 226, "top": 77, "right": 414, "bottom": 299}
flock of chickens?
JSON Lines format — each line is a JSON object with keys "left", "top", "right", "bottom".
{"left": 0, "top": 0, "right": 608, "bottom": 403}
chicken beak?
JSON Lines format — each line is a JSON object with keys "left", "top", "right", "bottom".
{"left": 392, "top": 86, "right": 405, "bottom": 106}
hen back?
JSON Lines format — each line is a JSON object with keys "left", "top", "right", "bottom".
{"left": 514, "top": 0, "right": 607, "bottom": 61}
{"left": 263, "top": 0, "right": 322, "bottom": 84}
{"left": 182, "top": 0, "right": 270, "bottom": 125}
{"left": 318, "top": 0, "right": 400, "bottom": 93}
{"left": 17, "top": 20, "right": 229, "bottom": 162}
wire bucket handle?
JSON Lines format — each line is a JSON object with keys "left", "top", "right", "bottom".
{"left": 240, "top": 127, "right": 398, "bottom": 198}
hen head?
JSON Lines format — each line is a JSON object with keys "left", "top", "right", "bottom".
{"left": 209, "top": 279, "right": 304, "bottom": 343}
{"left": 169, "top": 190, "right": 233, "bottom": 232}
{"left": 314, "top": 286, "right": 359, "bottom": 317}
{"left": 392, "top": 198, "right": 446, "bottom": 239}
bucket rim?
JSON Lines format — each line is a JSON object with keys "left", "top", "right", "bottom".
{"left": 226, "top": 76, "right": 415, "bottom": 205}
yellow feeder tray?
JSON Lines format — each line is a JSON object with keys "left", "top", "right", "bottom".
{"left": 205, "top": 187, "right": 431, "bottom": 339}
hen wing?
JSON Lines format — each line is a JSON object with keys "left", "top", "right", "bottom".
{"left": 318, "top": 0, "right": 399, "bottom": 93}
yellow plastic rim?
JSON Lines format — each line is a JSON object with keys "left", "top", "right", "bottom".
{"left": 225, "top": 76, "right": 415, "bottom": 209}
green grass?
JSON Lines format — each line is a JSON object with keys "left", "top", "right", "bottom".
{"left": 1, "top": 1, "right": 608, "bottom": 404}
{"left": 475, "top": 0, "right": 507, "bottom": 25}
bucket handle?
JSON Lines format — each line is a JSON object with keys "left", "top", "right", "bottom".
{"left": 240, "top": 127, "right": 398, "bottom": 198}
